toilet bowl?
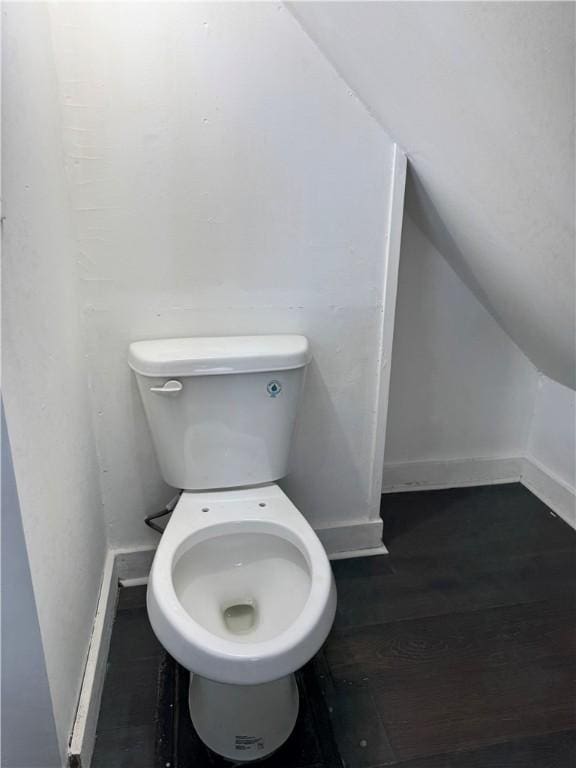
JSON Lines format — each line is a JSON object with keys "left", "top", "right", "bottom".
{"left": 128, "top": 334, "right": 336, "bottom": 760}
{"left": 147, "top": 484, "right": 336, "bottom": 759}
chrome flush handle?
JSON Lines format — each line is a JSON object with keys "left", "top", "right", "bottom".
{"left": 150, "top": 379, "right": 183, "bottom": 395}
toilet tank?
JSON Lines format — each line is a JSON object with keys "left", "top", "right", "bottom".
{"left": 128, "top": 335, "right": 311, "bottom": 490}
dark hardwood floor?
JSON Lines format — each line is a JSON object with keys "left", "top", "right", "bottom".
{"left": 92, "top": 483, "right": 576, "bottom": 767}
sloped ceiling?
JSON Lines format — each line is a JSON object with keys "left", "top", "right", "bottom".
{"left": 289, "top": 2, "right": 575, "bottom": 388}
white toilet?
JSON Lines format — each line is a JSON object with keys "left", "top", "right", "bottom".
{"left": 128, "top": 335, "right": 336, "bottom": 762}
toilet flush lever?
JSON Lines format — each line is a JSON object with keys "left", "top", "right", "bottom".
{"left": 150, "top": 379, "right": 183, "bottom": 395}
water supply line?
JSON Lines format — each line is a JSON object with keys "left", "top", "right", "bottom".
{"left": 145, "top": 491, "right": 182, "bottom": 534}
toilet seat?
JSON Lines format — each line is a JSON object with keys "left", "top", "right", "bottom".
{"left": 147, "top": 484, "right": 336, "bottom": 686}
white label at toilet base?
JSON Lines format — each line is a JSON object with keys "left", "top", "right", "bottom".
{"left": 235, "top": 735, "right": 265, "bottom": 752}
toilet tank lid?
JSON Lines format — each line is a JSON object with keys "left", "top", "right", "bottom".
{"left": 128, "top": 335, "right": 311, "bottom": 377}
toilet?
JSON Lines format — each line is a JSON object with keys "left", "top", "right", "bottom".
{"left": 128, "top": 335, "right": 336, "bottom": 762}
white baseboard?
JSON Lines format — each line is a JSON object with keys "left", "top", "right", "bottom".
{"left": 329, "top": 544, "right": 388, "bottom": 560}
{"left": 115, "top": 546, "right": 156, "bottom": 585}
{"left": 521, "top": 457, "right": 576, "bottom": 530}
{"left": 316, "top": 518, "right": 388, "bottom": 557}
{"left": 381, "top": 456, "right": 523, "bottom": 493}
{"left": 68, "top": 552, "right": 118, "bottom": 768}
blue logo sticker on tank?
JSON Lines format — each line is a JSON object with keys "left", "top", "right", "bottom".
{"left": 267, "top": 380, "right": 282, "bottom": 398}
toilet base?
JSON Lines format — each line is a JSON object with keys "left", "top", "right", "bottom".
{"left": 188, "top": 673, "right": 299, "bottom": 762}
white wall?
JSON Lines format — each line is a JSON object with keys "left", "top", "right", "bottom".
{"left": 384, "top": 217, "right": 538, "bottom": 471}
{"left": 48, "top": 2, "right": 402, "bottom": 552}
{"left": 1, "top": 406, "right": 62, "bottom": 768}
{"left": 289, "top": 2, "right": 575, "bottom": 389}
{"left": 2, "top": 4, "right": 107, "bottom": 761}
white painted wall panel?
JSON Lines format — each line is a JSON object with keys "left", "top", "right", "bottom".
{"left": 48, "top": 2, "right": 399, "bottom": 549}
{"left": 385, "top": 217, "right": 538, "bottom": 466}
{"left": 2, "top": 4, "right": 107, "bottom": 760}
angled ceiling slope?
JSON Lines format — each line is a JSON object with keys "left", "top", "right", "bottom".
{"left": 289, "top": 2, "right": 575, "bottom": 389}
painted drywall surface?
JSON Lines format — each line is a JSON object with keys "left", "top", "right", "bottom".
{"left": 1, "top": 406, "right": 62, "bottom": 768}
{"left": 289, "top": 2, "right": 575, "bottom": 389}
{"left": 384, "top": 217, "right": 538, "bottom": 466}
{"left": 48, "top": 2, "right": 397, "bottom": 549}
{"left": 527, "top": 374, "right": 576, "bottom": 491}
{"left": 2, "top": 4, "right": 107, "bottom": 760}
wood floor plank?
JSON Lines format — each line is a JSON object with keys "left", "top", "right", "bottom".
{"left": 117, "top": 584, "right": 147, "bottom": 611}
{"left": 372, "top": 655, "right": 576, "bottom": 761}
{"left": 97, "top": 657, "right": 160, "bottom": 732}
{"left": 326, "top": 599, "right": 576, "bottom": 684}
{"left": 313, "top": 651, "right": 396, "bottom": 767}
{"left": 382, "top": 485, "right": 573, "bottom": 560}
{"left": 333, "top": 557, "right": 454, "bottom": 629}
{"left": 383, "top": 730, "right": 576, "bottom": 768}
{"left": 333, "top": 547, "right": 576, "bottom": 631}
{"left": 91, "top": 724, "right": 156, "bottom": 768}
{"left": 107, "top": 607, "right": 163, "bottom": 663}
{"left": 330, "top": 484, "right": 576, "bottom": 765}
